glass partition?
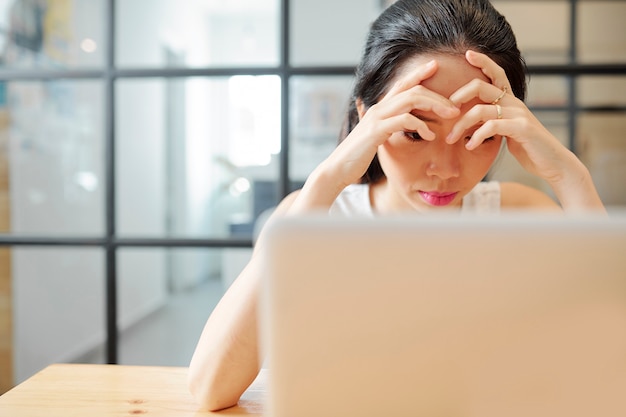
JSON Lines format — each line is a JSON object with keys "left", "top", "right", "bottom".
{"left": 0, "top": 0, "right": 105, "bottom": 69}
{"left": 12, "top": 247, "right": 104, "bottom": 384}
{"left": 0, "top": 79, "right": 104, "bottom": 236}
{"left": 116, "top": 247, "right": 234, "bottom": 366}
{"left": 578, "top": 1, "right": 626, "bottom": 63}
{"left": 577, "top": 114, "right": 626, "bottom": 207}
{"left": 290, "top": 0, "right": 379, "bottom": 67}
{"left": 493, "top": 1, "right": 570, "bottom": 65}
{"left": 289, "top": 75, "right": 353, "bottom": 182}
{"left": 116, "top": 0, "right": 279, "bottom": 68}
{"left": 577, "top": 76, "right": 626, "bottom": 108}
{"left": 115, "top": 76, "right": 281, "bottom": 238}
{"left": 526, "top": 76, "right": 569, "bottom": 107}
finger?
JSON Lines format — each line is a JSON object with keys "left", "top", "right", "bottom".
{"left": 374, "top": 112, "right": 437, "bottom": 142}
{"left": 369, "top": 85, "right": 460, "bottom": 121}
{"left": 465, "top": 50, "right": 512, "bottom": 93}
{"left": 401, "top": 113, "right": 437, "bottom": 141}
{"left": 401, "top": 86, "right": 460, "bottom": 119}
{"left": 449, "top": 78, "right": 510, "bottom": 108}
{"left": 346, "top": 113, "right": 435, "bottom": 153}
{"left": 446, "top": 103, "right": 502, "bottom": 145}
{"left": 382, "top": 59, "right": 438, "bottom": 100}
{"left": 465, "top": 122, "right": 501, "bottom": 150}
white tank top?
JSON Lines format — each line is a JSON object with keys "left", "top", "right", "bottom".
{"left": 329, "top": 181, "right": 501, "bottom": 216}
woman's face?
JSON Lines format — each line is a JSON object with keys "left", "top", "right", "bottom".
{"left": 375, "top": 54, "right": 503, "bottom": 213}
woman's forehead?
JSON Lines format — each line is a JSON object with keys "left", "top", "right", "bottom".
{"left": 396, "top": 53, "right": 490, "bottom": 98}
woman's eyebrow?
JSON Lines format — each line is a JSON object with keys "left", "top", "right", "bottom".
{"left": 410, "top": 111, "right": 441, "bottom": 125}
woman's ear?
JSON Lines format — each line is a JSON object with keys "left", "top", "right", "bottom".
{"left": 356, "top": 98, "right": 366, "bottom": 120}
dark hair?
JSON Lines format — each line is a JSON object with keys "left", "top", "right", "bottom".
{"left": 341, "top": 0, "right": 526, "bottom": 183}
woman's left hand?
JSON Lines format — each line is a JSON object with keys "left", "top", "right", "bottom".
{"left": 446, "top": 50, "right": 604, "bottom": 212}
{"left": 445, "top": 50, "right": 578, "bottom": 185}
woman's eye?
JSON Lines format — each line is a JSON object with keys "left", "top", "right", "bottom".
{"left": 464, "top": 135, "right": 496, "bottom": 144}
{"left": 404, "top": 131, "right": 423, "bottom": 142}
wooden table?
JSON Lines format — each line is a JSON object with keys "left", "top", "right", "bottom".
{"left": 0, "top": 364, "right": 266, "bottom": 416}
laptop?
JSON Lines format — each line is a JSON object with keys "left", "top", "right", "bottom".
{"left": 260, "top": 213, "right": 626, "bottom": 417}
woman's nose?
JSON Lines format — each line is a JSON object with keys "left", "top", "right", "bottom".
{"left": 425, "top": 141, "right": 461, "bottom": 180}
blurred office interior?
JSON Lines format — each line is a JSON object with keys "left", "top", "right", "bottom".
{"left": 0, "top": 0, "right": 624, "bottom": 392}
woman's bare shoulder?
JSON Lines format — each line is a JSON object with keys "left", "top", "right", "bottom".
{"left": 273, "top": 189, "right": 301, "bottom": 214}
{"left": 252, "top": 190, "right": 302, "bottom": 247}
{"left": 500, "top": 181, "right": 561, "bottom": 210}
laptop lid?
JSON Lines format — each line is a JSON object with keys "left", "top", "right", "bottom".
{"left": 261, "top": 214, "right": 626, "bottom": 417}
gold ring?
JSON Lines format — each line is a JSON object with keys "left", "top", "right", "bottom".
{"left": 491, "top": 86, "right": 507, "bottom": 105}
{"left": 495, "top": 103, "right": 502, "bottom": 119}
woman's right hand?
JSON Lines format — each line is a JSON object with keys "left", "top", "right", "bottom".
{"left": 292, "top": 59, "right": 460, "bottom": 211}
{"left": 329, "top": 59, "right": 460, "bottom": 187}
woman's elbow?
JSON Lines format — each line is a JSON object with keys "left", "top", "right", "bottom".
{"left": 187, "top": 366, "right": 240, "bottom": 411}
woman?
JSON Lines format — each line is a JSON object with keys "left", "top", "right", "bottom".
{"left": 188, "top": 0, "right": 605, "bottom": 410}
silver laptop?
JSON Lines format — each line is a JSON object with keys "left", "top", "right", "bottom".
{"left": 260, "top": 213, "right": 626, "bottom": 417}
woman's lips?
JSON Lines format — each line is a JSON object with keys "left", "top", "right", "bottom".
{"left": 418, "top": 191, "right": 459, "bottom": 207}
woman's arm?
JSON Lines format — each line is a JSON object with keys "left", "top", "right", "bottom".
{"left": 188, "top": 58, "right": 462, "bottom": 410}
{"left": 539, "top": 149, "right": 605, "bottom": 212}
{"left": 187, "top": 192, "right": 298, "bottom": 411}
